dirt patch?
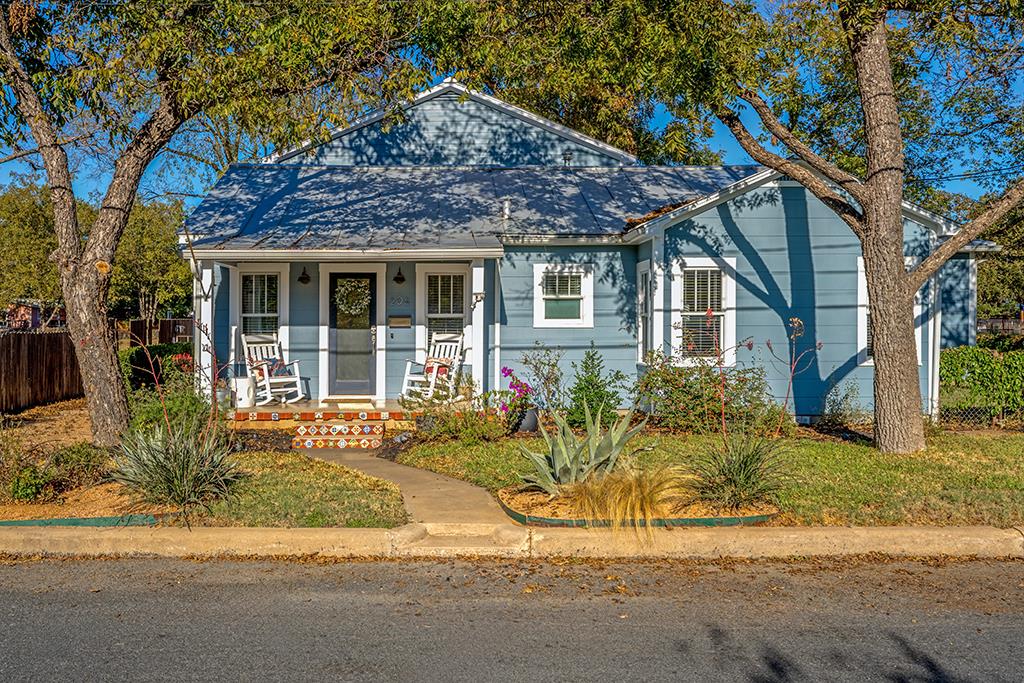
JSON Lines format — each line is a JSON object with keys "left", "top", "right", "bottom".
{"left": 497, "top": 486, "right": 776, "bottom": 521}
{"left": 3, "top": 399, "right": 93, "bottom": 452}
{"left": 0, "top": 482, "right": 169, "bottom": 521}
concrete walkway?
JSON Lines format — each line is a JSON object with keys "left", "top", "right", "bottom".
{"left": 313, "top": 449, "right": 510, "bottom": 525}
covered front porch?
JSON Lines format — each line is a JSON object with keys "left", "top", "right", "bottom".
{"left": 192, "top": 257, "right": 499, "bottom": 409}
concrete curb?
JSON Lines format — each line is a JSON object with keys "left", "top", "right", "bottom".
{"left": 0, "top": 524, "right": 1021, "bottom": 561}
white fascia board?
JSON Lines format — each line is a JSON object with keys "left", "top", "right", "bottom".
{"left": 263, "top": 79, "right": 636, "bottom": 165}
{"left": 500, "top": 234, "right": 625, "bottom": 246}
{"left": 189, "top": 248, "right": 504, "bottom": 261}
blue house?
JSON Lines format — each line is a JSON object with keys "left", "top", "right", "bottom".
{"left": 184, "top": 79, "right": 986, "bottom": 419}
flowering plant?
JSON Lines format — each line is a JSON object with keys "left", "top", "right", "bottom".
{"left": 494, "top": 366, "right": 534, "bottom": 434}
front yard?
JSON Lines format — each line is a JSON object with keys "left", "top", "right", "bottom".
{"left": 396, "top": 430, "right": 1024, "bottom": 527}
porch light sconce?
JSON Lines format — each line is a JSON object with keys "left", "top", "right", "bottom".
{"left": 297, "top": 267, "right": 311, "bottom": 285}
{"left": 472, "top": 292, "right": 486, "bottom": 305}
{"left": 393, "top": 267, "right": 406, "bottom": 285}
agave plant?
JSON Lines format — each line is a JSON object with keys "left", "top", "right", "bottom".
{"left": 519, "top": 402, "right": 647, "bottom": 496}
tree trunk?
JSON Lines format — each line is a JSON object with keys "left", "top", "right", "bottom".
{"left": 62, "top": 264, "right": 130, "bottom": 448}
{"left": 862, "top": 225, "right": 926, "bottom": 453}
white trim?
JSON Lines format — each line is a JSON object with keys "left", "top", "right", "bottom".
{"left": 415, "top": 263, "right": 472, "bottom": 365}
{"left": 190, "top": 247, "right": 503, "bottom": 261}
{"left": 492, "top": 264, "right": 502, "bottom": 391}
{"left": 532, "top": 263, "right": 595, "bottom": 329}
{"left": 318, "top": 263, "right": 387, "bottom": 405}
{"left": 651, "top": 236, "right": 666, "bottom": 355}
{"left": 471, "top": 259, "right": 486, "bottom": 392}
{"left": 929, "top": 267, "right": 942, "bottom": 418}
{"left": 265, "top": 79, "right": 636, "bottom": 165}
{"left": 857, "top": 257, "right": 922, "bottom": 367}
{"left": 636, "top": 259, "right": 653, "bottom": 363}
{"left": 196, "top": 261, "right": 214, "bottom": 393}
{"left": 669, "top": 257, "right": 737, "bottom": 367}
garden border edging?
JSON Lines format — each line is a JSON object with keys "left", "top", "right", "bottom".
{"left": 0, "top": 524, "right": 1022, "bottom": 560}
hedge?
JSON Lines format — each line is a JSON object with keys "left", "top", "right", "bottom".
{"left": 977, "top": 333, "right": 1024, "bottom": 352}
{"left": 118, "top": 342, "right": 192, "bottom": 389}
{"left": 939, "top": 346, "right": 1024, "bottom": 414}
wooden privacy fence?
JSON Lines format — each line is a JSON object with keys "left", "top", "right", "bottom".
{"left": 0, "top": 330, "right": 84, "bottom": 413}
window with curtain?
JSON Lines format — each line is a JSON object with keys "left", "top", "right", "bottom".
{"left": 241, "top": 273, "right": 279, "bottom": 334}
{"left": 678, "top": 268, "right": 723, "bottom": 357}
{"left": 426, "top": 273, "right": 465, "bottom": 343}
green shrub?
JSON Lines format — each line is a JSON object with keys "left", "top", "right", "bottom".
{"left": 111, "top": 416, "right": 244, "bottom": 516}
{"left": 9, "top": 464, "right": 47, "bottom": 502}
{"left": 416, "top": 408, "right": 507, "bottom": 445}
{"left": 519, "top": 403, "right": 647, "bottom": 496}
{"left": 119, "top": 342, "right": 192, "bottom": 389}
{"left": 565, "top": 344, "right": 627, "bottom": 429}
{"left": 977, "top": 333, "right": 1024, "bottom": 352}
{"left": 128, "top": 353, "right": 211, "bottom": 431}
{"left": 939, "top": 346, "right": 1024, "bottom": 417}
{"left": 817, "top": 381, "right": 870, "bottom": 430}
{"left": 634, "top": 352, "right": 786, "bottom": 434}
{"left": 690, "top": 433, "right": 789, "bottom": 510}
{"left": 47, "top": 443, "right": 111, "bottom": 491}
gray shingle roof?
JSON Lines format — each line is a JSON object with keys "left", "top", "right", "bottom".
{"left": 185, "top": 163, "right": 763, "bottom": 251}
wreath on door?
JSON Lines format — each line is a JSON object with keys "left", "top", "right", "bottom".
{"left": 334, "top": 278, "right": 371, "bottom": 316}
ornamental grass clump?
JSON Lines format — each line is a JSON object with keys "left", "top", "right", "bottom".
{"left": 519, "top": 402, "right": 647, "bottom": 496}
{"left": 690, "top": 433, "right": 789, "bottom": 510}
{"left": 111, "top": 416, "right": 245, "bottom": 517}
{"left": 566, "top": 462, "right": 686, "bottom": 534}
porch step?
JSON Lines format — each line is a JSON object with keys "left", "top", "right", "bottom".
{"left": 291, "top": 422, "right": 385, "bottom": 450}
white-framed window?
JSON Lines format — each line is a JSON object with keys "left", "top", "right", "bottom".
{"left": 670, "top": 257, "right": 737, "bottom": 366}
{"left": 637, "top": 260, "right": 654, "bottom": 361}
{"left": 857, "top": 257, "right": 923, "bottom": 366}
{"left": 532, "top": 263, "right": 594, "bottom": 328}
{"left": 426, "top": 273, "right": 466, "bottom": 343}
{"left": 241, "top": 273, "right": 279, "bottom": 334}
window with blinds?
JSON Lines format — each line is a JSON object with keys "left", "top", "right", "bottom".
{"left": 541, "top": 271, "right": 583, "bottom": 320}
{"left": 638, "top": 269, "right": 653, "bottom": 357}
{"left": 865, "top": 311, "right": 873, "bottom": 359}
{"left": 241, "top": 273, "right": 279, "bottom": 334}
{"left": 426, "top": 273, "right": 465, "bottom": 342}
{"left": 679, "top": 268, "right": 724, "bottom": 357}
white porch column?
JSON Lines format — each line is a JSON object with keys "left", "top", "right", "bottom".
{"left": 195, "top": 260, "right": 215, "bottom": 393}
{"left": 471, "top": 259, "right": 486, "bottom": 393}
{"left": 651, "top": 232, "right": 667, "bottom": 354}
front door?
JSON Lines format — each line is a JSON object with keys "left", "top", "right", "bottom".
{"left": 329, "top": 273, "right": 376, "bottom": 395}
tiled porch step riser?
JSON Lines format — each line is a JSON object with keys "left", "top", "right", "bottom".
{"left": 229, "top": 410, "right": 416, "bottom": 423}
{"left": 291, "top": 437, "right": 384, "bottom": 450}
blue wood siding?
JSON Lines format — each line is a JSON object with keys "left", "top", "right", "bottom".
{"left": 213, "top": 265, "right": 230, "bottom": 381}
{"left": 495, "top": 246, "right": 640, "bottom": 396}
{"left": 280, "top": 93, "right": 624, "bottom": 167}
{"left": 662, "top": 184, "right": 935, "bottom": 415}
{"left": 940, "top": 256, "right": 976, "bottom": 348}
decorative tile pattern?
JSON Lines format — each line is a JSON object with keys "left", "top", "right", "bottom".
{"left": 294, "top": 423, "right": 385, "bottom": 437}
{"left": 231, "top": 410, "right": 412, "bottom": 422}
{"left": 290, "top": 437, "right": 383, "bottom": 449}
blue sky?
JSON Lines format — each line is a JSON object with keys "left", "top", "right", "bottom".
{"left": 0, "top": 105, "right": 986, "bottom": 208}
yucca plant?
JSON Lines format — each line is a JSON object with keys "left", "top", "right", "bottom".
{"left": 519, "top": 402, "right": 647, "bottom": 496}
{"left": 567, "top": 462, "right": 686, "bottom": 535}
{"left": 690, "top": 432, "right": 790, "bottom": 510}
{"left": 111, "top": 416, "right": 246, "bottom": 517}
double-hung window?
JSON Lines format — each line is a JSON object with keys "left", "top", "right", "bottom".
{"left": 426, "top": 273, "right": 465, "bottom": 343}
{"left": 533, "top": 264, "right": 594, "bottom": 328}
{"left": 670, "top": 257, "right": 736, "bottom": 365}
{"left": 858, "top": 256, "right": 921, "bottom": 365}
{"left": 678, "top": 267, "right": 724, "bottom": 357}
{"left": 241, "top": 273, "right": 279, "bottom": 334}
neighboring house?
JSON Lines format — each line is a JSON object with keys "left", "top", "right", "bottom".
{"left": 183, "top": 79, "right": 989, "bottom": 418}
{"left": 3, "top": 299, "right": 64, "bottom": 330}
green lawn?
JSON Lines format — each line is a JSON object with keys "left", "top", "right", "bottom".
{"left": 205, "top": 451, "right": 407, "bottom": 528}
{"left": 395, "top": 431, "right": 1024, "bottom": 527}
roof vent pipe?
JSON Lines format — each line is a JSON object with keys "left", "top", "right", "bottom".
{"left": 502, "top": 199, "right": 511, "bottom": 220}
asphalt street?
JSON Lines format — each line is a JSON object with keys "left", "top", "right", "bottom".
{"left": 1, "top": 556, "right": 1022, "bottom": 681}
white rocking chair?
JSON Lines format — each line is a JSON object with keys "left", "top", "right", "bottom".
{"left": 242, "top": 333, "right": 305, "bottom": 406}
{"left": 401, "top": 333, "right": 464, "bottom": 401}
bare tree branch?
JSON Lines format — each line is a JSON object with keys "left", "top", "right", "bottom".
{"left": 716, "top": 106, "right": 866, "bottom": 238}
{"left": 738, "top": 89, "right": 867, "bottom": 203}
{"left": 909, "top": 177, "right": 1024, "bottom": 290}
{"left": 0, "top": 133, "right": 92, "bottom": 165}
